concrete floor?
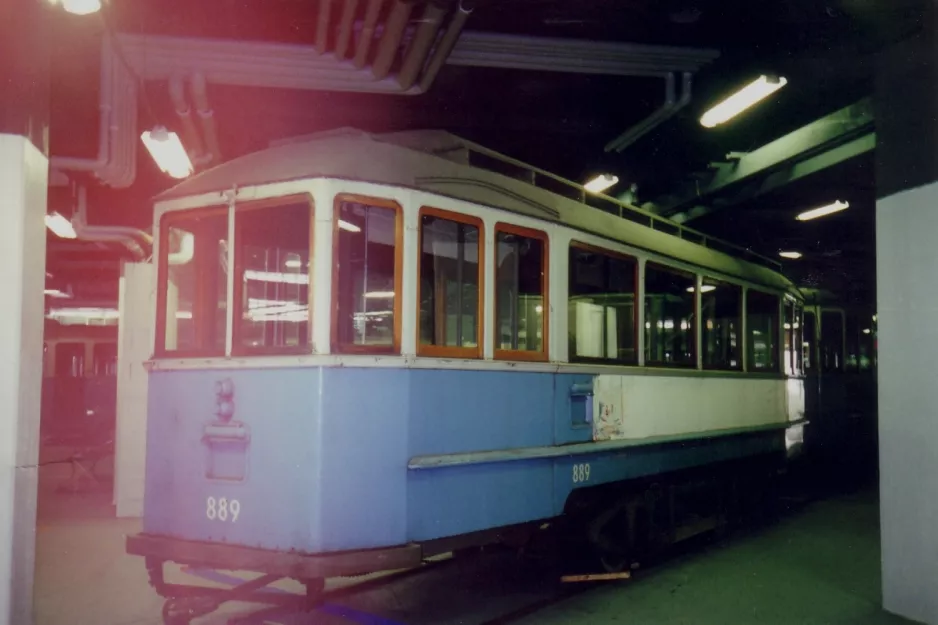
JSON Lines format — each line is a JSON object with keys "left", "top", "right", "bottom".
{"left": 32, "top": 452, "right": 918, "bottom": 625}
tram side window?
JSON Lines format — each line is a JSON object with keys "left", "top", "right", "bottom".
{"left": 418, "top": 209, "right": 482, "bottom": 357}
{"left": 803, "top": 311, "right": 817, "bottom": 371}
{"left": 644, "top": 264, "right": 695, "bottom": 367}
{"left": 495, "top": 224, "right": 548, "bottom": 358}
{"left": 333, "top": 197, "right": 401, "bottom": 352}
{"left": 746, "top": 290, "right": 779, "bottom": 371}
{"left": 568, "top": 245, "right": 636, "bottom": 364}
{"left": 784, "top": 299, "right": 803, "bottom": 375}
{"left": 159, "top": 210, "right": 228, "bottom": 355}
{"left": 93, "top": 342, "right": 118, "bottom": 376}
{"left": 794, "top": 303, "right": 804, "bottom": 374}
{"left": 859, "top": 317, "right": 875, "bottom": 370}
{"left": 234, "top": 198, "right": 313, "bottom": 353}
{"left": 701, "top": 278, "right": 741, "bottom": 370}
{"left": 820, "top": 310, "right": 844, "bottom": 372}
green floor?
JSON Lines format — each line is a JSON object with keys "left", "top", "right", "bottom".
{"left": 523, "top": 489, "right": 916, "bottom": 625}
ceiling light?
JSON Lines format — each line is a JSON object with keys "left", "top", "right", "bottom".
{"left": 49, "top": 0, "right": 102, "bottom": 14}
{"left": 141, "top": 126, "right": 193, "bottom": 179}
{"left": 339, "top": 220, "right": 361, "bottom": 233}
{"left": 796, "top": 200, "right": 849, "bottom": 221}
{"left": 45, "top": 213, "right": 77, "bottom": 239}
{"left": 779, "top": 251, "right": 802, "bottom": 259}
{"left": 584, "top": 174, "right": 619, "bottom": 194}
{"left": 244, "top": 269, "right": 308, "bottom": 285}
{"left": 44, "top": 289, "right": 72, "bottom": 299}
{"left": 700, "top": 75, "right": 788, "bottom": 128}
{"left": 686, "top": 285, "right": 716, "bottom": 293}
{"left": 862, "top": 328, "right": 871, "bottom": 335}
{"left": 364, "top": 291, "right": 395, "bottom": 298}
{"left": 284, "top": 259, "right": 303, "bottom": 269}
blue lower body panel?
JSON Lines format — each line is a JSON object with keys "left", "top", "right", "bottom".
{"left": 143, "top": 366, "right": 785, "bottom": 555}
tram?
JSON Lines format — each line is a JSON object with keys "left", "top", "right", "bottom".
{"left": 125, "top": 129, "right": 807, "bottom": 622}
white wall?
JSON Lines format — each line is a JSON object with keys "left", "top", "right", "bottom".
{"left": 877, "top": 181, "right": 938, "bottom": 624}
{"left": 114, "top": 263, "right": 155, "bottom": 517}
{"left": 592, "top": 374, "right": 788, "bottom": 440}
{"left": 0, "top": 134, "right": 48, "bottom": 625}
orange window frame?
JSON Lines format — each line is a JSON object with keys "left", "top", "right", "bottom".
{"left": 568, "top": 240, "right": 639, "bottom": 365}
{"left": 231, "top": 194, "right": 316, "bottom": 357}
{"left": 493, "top": 222, "right": 550, "bottom": 362}
{"left": 416, "top": 207, "right": 485, "bottom": 359}
{"left": 643, "top": 261, "right": 697, "bottom": 368}
{"left": 331, "top": 193, "right": 404, "bottom": 355}
{"left": 154, "top": 205, "right": 229, "bottom": 358}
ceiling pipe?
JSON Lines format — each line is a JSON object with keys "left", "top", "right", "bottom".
{"left": 397, "top": 2, "right": 447, "bottom": 90}
{"left": 372, "top": 0, "right": 414, "bottom": 80}
{"left": 419, "top": 1, "right": 472, "bottom": 91}
{"left": 51, "top": 36, "right": 138, "bottom": 188}
{"left": 353, "top": 0, "right": 385, "bottom": 69}
{"left": 605, "top": 71, "right": 693, "bottom": 153}
{"left": 168, "top": 75, "right": 207, "bottom": 162}
{"left": 334, "top": 0, "right": 361, "bottom": 59}
{"left": 71, "top": 186, "right": 152, "bottom": 261}
{"left": 190, "top": 73, "right": 222, "bottom": 165}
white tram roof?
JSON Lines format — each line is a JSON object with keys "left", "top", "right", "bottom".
{"left": 155, "top": 128, "right": 795, "bottom": 293}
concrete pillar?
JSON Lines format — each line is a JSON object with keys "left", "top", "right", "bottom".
{"left": 114, "top": 263, "right": 155, "bottom": 518}
{"left": 0, "top": 2, "right": 51, "bottom": 623}
{"left": 875, "top": 14, "right": 938, "bottom": 625}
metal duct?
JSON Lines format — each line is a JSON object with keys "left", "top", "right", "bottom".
{"left": 372, "top": 1, "right": 414, "bottom": 80}
{"left": 190, "top": 73, "right": 222, "bottom": 165}
{"left": 397, "top": 2, "right": 447, "bottom": 90}
{"left": 605, "top": 71, "right": 693, "bottom": 153}
{"left": 419, "top": 2, "right": 471, "bottom": 91}
{"left": 51, "top": 37, "right": 138, "bottom": 188}
{"left": 168, "top": 75, "right": 206, "bottom": 161}
{"left": 353, "top": 0, "right": 385, "bottom": 68}
{"left": 71, "top": 187, "right": 152, "bottom": 261}
{"left": 334, "top": 0, "right": 361, "bottom": 59}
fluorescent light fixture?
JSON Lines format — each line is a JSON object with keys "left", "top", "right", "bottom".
{"left": 779, "top": 251, "right": 803, "bottom": 259}
{"left": 700, "top": 75, "right": 788, "bottom": 128}
{"left": 584, "top": 174, "right": 619, "bottom": 194}
{"left": 140, "top": 126, "right": 193, "bottom": 179}
{"left": 47, "top": 307, "right": 119, "bottom": 324}
{"left": 284, "top": 259, "right": 303, "bottom": 269}
{"left": 862, "top": 328, "right": 871, "bottom": 335}
{"left": 364, "top": 291, "right": 395, "bottom": 298}
{"left": 49, "top": 0, "right": 102, "bottom": 14}
{"left": 244, "top": 269, "right": 308, "bottom": 285}
{"left": 796, "top": 200, "right": 849, "bottom": 221}
{"left": 44, "top": 289, "right": 72, "bottom": 299}
{"left": 45, "top": 212, "right": 77, "bottom": 239}
{"left": 175, "top": 311, "right": 193, "bottom": 319}
{"left": 686, "top": 285, "right": 717, "bottom": 293}
{"left": 339, "top": 220, "right": 361, "bottom": 233}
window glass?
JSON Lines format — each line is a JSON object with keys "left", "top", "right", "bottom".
{"left": 803, "top": 310, "right": 816, "bottom": 371}
{"left": 419, "top": 211, "right": 481, "bottom": 354}
{"left": 568, "top": 245, "right": 636, "bottom": 364}
{"left": 55, "top": 342, "right": 85, "bottom": 377}
{"left": 784, "top": 300, "right": 794, "bottom": 375}
{"left": 92, "top": 342, "right": 118, "bottom": 376}
{"left": 160, "top": 210, "right": 228, "bottom": 354}
{"left": 859, "top": 316, "right": 875, "bottom": 370}
{"left": 644, "top": 264, "right": 695, "bottom": 366}
{"left": 334, "top": 198, "right": 399, "bottom": 351}
{"left": 701, "top": 278, "right": 741, "bottom": 369}
{"left": 747, "top": 290, "right": 779, "bottom": 371}
{"left": 495, "top": 226, "right": 547, "bottom": 355}
{"left": 236, "top": 200, "right": 312, "bottom": 352}
{"left": 820, "top": 310, "right": 844, "bottom": 372}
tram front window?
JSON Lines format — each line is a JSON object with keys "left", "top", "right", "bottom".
{"left": 234, "top": 198, "right": 313, "bottom": 352}
{"left": 159, "top": 209, "right": 228, "bottom": 355}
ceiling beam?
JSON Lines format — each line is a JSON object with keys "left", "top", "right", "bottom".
{"left": 641, "top": 97, "right": 874, "bottom": 222}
